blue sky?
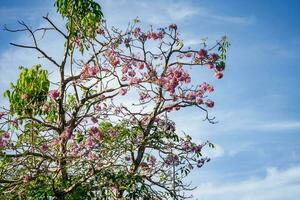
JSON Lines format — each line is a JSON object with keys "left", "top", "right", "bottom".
{"left": 1, "top": 0, "right": 300, "bottom": 199}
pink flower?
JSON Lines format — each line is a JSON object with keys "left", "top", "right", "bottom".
{"left": 214, "top": 71, "right": 223, "bottom": 79}
{"left": 206, "top": 62, "right": 214, "bottom": 69}
{"left": 185, "top": 52, "right": 193, "bottom": 57}
{"left": 88, "top": 66, "right": 100, "bottom": 76}
{"left": 85, "top": 137, "right": 94, "bottom": 148}
{"left": 129, "top": 77, "right": 139, "bottom": 85}
{"left": 0, "top": 139, "right": 7, "bottom": 148}
{"left": 192, "top": 145, "right": 202, "bottom": 153}
{"left": 119, "top": 88, "right": 127, "bottom": 96}
{"left": 207, "top": 85, "right": 214, "bottom": 93}
{"left": 21, "top": 93, "right": 28, "bottom": 100}
{"left": 122, "top": 65, "right": 129, "bottom": 74}
{"left": 23, "top": 175, "right": 30, "bottom": 183}
{"left": 11, "top": 119, "right": 18, "bottom": 127}
{"left": 41, "top": 143, "right": 48, "bottom": 151}
{"left": 3, "top": 132, "right": 10, "bottom": 139}
{"left": 169, "top": 24, "right": 177, "bottom": 30}
{"left": 182, "top": 142, "right": 191, "bottom": 151}
{"left": 89, "top": 127, "right": 104, "bottom": 141}
{"left": 132, "top": 27, "right": 141, "bottom": 38}
{"left": 139, "top": 92, "right": 149, "bottom": 102}
{"left": 99, "top": 94, "right": 106, "bottom": 100}
{"left": 87, "top": 151, "right": 96, "bottom": 160}
{"left": 205, "top": 99, "right": 214, "bottom": 108}
{"left": 42, "top": 103, "right": 50, "bottom": 112}
{"left": 137, "top": 62, "right": 144, "bottom": 70}
{"left": 125, "top": 155, "right": 131, "bottom": 161}
{"left": 196, "top": 98, "right": 203, "bottom": 105}
{"left": 48, "top": 90, "right": 60, "bottom": 100}
{"left": 91, "top": 116, "right": 98, "bottom": 124}
{"left": 0, "top": 112, "right": 5, "bottom": 119}
{"left": 109, "top": 130, "right": 118, "bottom": 138}
{"left": 148, "top": 155, "right": 157, "bottom": 165}
{"left": 196, "top": 49, "right": 207, "bottom": 59}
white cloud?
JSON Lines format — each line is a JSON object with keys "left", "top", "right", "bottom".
{"left": 171, "top": 108, "right": 300, "bottom": 138}
{"left": 191, "top": 165, "right": 300, "bottom": 200}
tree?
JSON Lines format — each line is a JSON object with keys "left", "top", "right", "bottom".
{"left": 0, "top": 0, "right": 229, "bottom": 199}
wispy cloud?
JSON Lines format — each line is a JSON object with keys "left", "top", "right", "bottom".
{"left": 191, "top": 165, "right": 300, "bottom": 200}
{"left": 99, "top": 0, "right": 254, "bottom": 26}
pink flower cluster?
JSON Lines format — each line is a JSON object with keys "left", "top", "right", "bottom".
{"left": 120, "top": 61, "right": 143, "bottom": 85}
{"left": 165, "top": 154, "right": 179, "bottom": 166}
{"left": 132, "top": 27, "right": 165, "bottom": 41}
{"left": 139, "top": 92, "right": 150, "bottom": 102}
{"left": 159, "top": 65, "right": 191, "bottom": 94}
{"left": 48, "top": 89, "right": 60, "bottom": 100}
{"left": 89, "top": 127, "right": 104, "bottom": 141}
{"left": 0, "top": 112, "right": 6, "bottom": 119}
{"left": 119, "top": 88, "right": 127, "bottom": 96}
{"left": 41, "top": 143, "right": 48, "bottom": 151}
{"left": 80, "top": 64, "right": 100, "bottom": 79}
{"left": 183, "top": 82, "right": 215, "bottom": 107}
{"left": 145, "top": 31, "right": 164, "bottom": 40}
{"left": 190, "top": 49, "right": 224, "bottom": 80}
{"left": 0, "top": 132, "right": 10, "bottom": 148}
{"left": 105, "top": 49, "right": 120, "bottom": 67}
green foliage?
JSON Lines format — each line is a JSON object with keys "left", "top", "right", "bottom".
{"left": 55, "top": 0, "right": 103, "bottom": 39}
{"left": 3, "top": 65, "right": 49, "bottom": 116}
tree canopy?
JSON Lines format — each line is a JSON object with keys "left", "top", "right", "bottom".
{"left": 0, "top": 0, "right": 229, "bottom": 199}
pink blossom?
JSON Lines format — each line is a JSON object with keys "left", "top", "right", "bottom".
{"left": 128, "top": 70, "right": 136, "bottom": 77}
{"left": 196, "top": 49, "right": 207, "bottom": 60}
{"left": 51, "top": 138, "right": 60, "bottom": 147}
{"left": 87, "top": 151, "right": 96, "bottom": 160}
{"left": 89, "top": 127, "right": 104, "bottom": 141}
{"left": 148, "top": 155, "right": 157, "bottom": 165}
{"left": 196, "top": 98, "right": 203, "bottom": 105}
{"left": 205, "top": 99, "right": 214, "bottom": 108}
{"left": 214, "top": 71, "right": 223, "bottom": 79}
{"left": 41, "top": 143, "right": 48, "bottom": 151}
{"left": 109, "top": 130, "right": 118, "bottom": 138}
{"left": 206, "top": 62, "right": 214, "bottom": 69}
{"left": 88, "top": 65, "right": 100, "bottom": 76}
{"left": 129, "top": 77, "right": 139, "bottom": 85}
{"left": 91, "top": 116, "right": 98, "bottom": 124}
{"left": 169, "top": 24, "right": 177, "bottom": 30}
{"left": 3, "top": 132, "right": 10, "bottom": 139}
{"left": 119, "top": 88, "right": 127, "bottom": 96}
{"left": 23, "top": 175, "right": 30, "bottom": 183}
{"left": 182, "top": 142, "right": 191, "bottom": 151}
{"left": 137, "top": 62, "right": 144, "bottom": 70}
{"left": 99, "top": 94, "right": 106, "bottom": 100}
{"left": 185, "top": 52, "right": 193, "bottom": 57}
{"left": 21, "top": 93, "right": 28, "bottom": 100}
{"left": 48, "top": 90, "right": 60, "bottom": 100}
{"left": 122, "top": 65, "right": 129, "bottom": 74}
{"left": 11, "top": 119, "right": 18, "bottom": 127}
{"left": 0, "top": 139, "right": 8, "bottom": 148}
{"left": 125, "top": 155, "right": 131, "bottom": 161}
{"left": 94, "top": 105, "right": 101, "bottom": 112}
{"left": 85, "top": 137, "right": 94, "bottom": 148}
{"left": 207, "top": 85, "right": 214, "bottom": 93}
{"left": 192, "top": 145, "right": 202, "bottom": 153}
{"left": 132, "top": 27, "right": 141, "bottom": 38}
{"left": 139, "top": 92, "right": 149, "bottom": 102}
{"left": 0, "top": 112, "right": 5, "bottom": 119}
{"left": 42, "top": 103, "right": 50, "bottom": 112}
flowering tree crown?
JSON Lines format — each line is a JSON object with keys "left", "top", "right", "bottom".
{"left": 0, "top": 0, "right": 229, "bottom": 199}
